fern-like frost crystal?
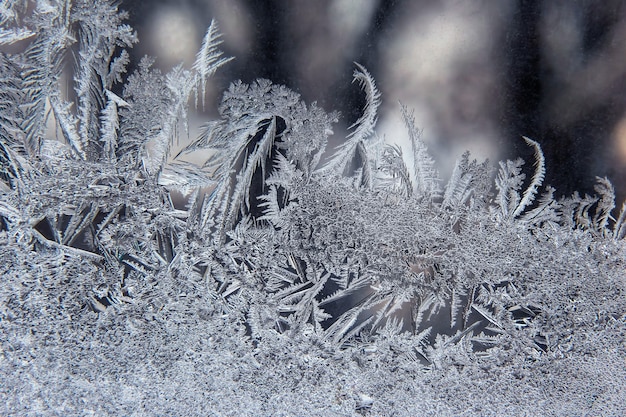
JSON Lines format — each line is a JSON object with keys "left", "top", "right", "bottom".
{"left": 0, "top": 3, "right": 624, "bottom": 416}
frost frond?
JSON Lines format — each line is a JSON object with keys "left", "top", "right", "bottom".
{"left": 512, "top": 136, "right": 545, "bottom": 217}
{"left": 193, "top": 19, "right": 234, "bottom": 110}
{"left": 592, "top": 176, "right": 615, "bottom": 234}
{"left": 322, "top": 63, "right": 380, "bottom": 177}
{"left": 401, "top": 105, "right": 440, "bottom": 200}
{"left": 99, "top": 90, "right": 128, "bottom": 162}
{"left": 613, "top": 201, "right": 626, "bottom": 240}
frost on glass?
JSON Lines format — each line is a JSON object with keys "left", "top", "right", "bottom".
{"left": 1, "top": 1, "right": 625, "bottom": 416}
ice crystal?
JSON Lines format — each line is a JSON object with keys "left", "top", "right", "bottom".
{"left": 0, "top": 2, "right": 625, "bottom": 416}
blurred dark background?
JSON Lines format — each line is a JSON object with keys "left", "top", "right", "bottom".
{"left": 124, "top": 0, "right": 626, "bottom": 205}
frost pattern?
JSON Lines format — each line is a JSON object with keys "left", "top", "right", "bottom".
{"left": 1, "top": 2, "right": 625, "bottom": 416}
